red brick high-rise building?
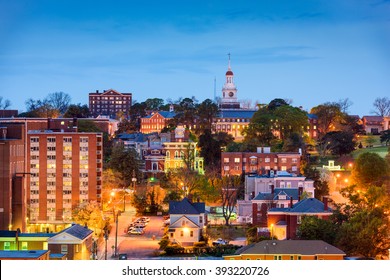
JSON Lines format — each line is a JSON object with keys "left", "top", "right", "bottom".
{"left": 89, "top": 89, "right": 132, "bottom": 119}
{"left": 0, "top": 119, "right": 102, "bottom": 233}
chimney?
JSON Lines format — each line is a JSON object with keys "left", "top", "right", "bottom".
{"left": 252, "top": 203, "right": 258, "bottom": 225}
{"left": 290, "top": 196, "right": 293, "bottom": 208}
{"left": 323, "top": 197, "right": 328, "bottom": 211}
{"left": 169, "top": 104, "right": 174, "bottom": 112}
{"left": 96, "top": 90, "right": 99, "bottom": 93}
{"left": 271, "top": 185, "right": 274, "bottom": 195}
{"left": 298, "top": 187, "right": 303, "bottom": 201}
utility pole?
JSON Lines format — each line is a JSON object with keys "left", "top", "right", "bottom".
{"left": 104, "top": 229, "right": 108, "bottom": 260}
{"left": 114, "top": 211, "right": 119, "bottom": 258}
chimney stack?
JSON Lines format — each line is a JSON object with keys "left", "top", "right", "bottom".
{"left": 323, "top": 197, "right": 328, "bottom": 211}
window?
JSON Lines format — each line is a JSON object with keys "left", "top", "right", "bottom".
{"left": 22, "top": 242, "right": 28, "bottom": 250}
{"left": 297, "top": 215, "right": 302, "bottom": 224}
{"left": 47, "top": 137, "right": 56, "bottom": 143}
{"left": 4, "top": 242, "right": 10, "bottom": 250}
{"left": 223, "top": 158, "right": 229, "bottom": 163}
{"left": 170, "top": 233, "right": 174, "bottom": 238}
{"left": 265, "top": 158, "right": 270, "bottom": 163}
{"left": 180, "top": 231, "right": 184, "bottom": 237}
{"left": 63, "top": 137, "right": 72, "bottom": 143}
{"left": 30, "top": 137, "right": 39, "bottom": 143}
{"left": 61, "top": 245, "right": 68, "bottom": 254}
{"left": 234, "top": 158, "right": 240, "bottom": 163}
{"left": 281, "top": 158, "right": 287, "bottom": 163}
{"left": 190, "top": 231, "right": 193, "bottom": 237}
{"left": 274, "top": 255, "right": 282, "bottom": 260}
{"left": 199, "top": 216, "right": 203, "bottom": 224}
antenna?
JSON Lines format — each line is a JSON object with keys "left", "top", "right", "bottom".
{"left": 214, "top": 77, "right": 216, "bottom": 102}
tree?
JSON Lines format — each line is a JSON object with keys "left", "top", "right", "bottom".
{"left": 297, "top": 216, "right": 338, "bottom": 245}
{"left": 63, "top": 103, "right": 89, "bottom": 118}
{"left": 216, "top": 175, "right": 242, "bottom": 226}
{"left": 351, "top": 152, "right": 390, "bottom": 188}
{"left": 72, "top": 201, "right": 107, "bottom": 234}
{"left": 46, "top": 91, "right": 71, "bottom": 114}
{"left": 244, "top": 100, "right": 308, "bottom": 148}
{"left": 380, "top": 129, "right": 390, "bottom": 146}
{"left": 302, "top": 163, "right": 329, "bottom": 200}
{"left": 319, "top": 131, "right": 356, "bottom": 156}
{"left": 109, "top": 143, "right": 141, "bottom": 186}
{"left": 0, "top": 96, "right": 11, "bottom": 109}
{"left": 196, "top": 99, "right": 219, "bottom": 134}
{"left": 335, "top": 185, "right": 390, "bottom": 258}
{"left": 310, "top": 102, "right": 344, "bottom": 137}
{"left": 24, "top": 98, "right": 60, "bottom": 118}
{"left": 372, "top": 97, "right": 390, "bottom": 116}
{"left": 172, "top": 97, "right": 198, "bottom": 128}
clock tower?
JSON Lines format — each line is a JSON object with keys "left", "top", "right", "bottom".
{"left": 220, "top": 53, "right": 240, "bottom": 109}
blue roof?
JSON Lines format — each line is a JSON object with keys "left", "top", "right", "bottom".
{"left": 269, "top": 198, "right": 332, "bottom": 213}
{"left": 117, "top": 132, "right": 148, "bottom": 142}
{"left": 217, "top": 110, "right": 257, "bottom": 118}
{"left": 144, "top": 111, "right": 176, "bottom": 119}
{"left": 59, "top": 224, "right": 93, "bottom": 240}
{"left": 307, "top": 113, "right": 318, "bottom": 119}
{"left": 169, "top": 198, "right": 205, "bottom": 215}
{"left": 0, "top": 250, "right": 49, "bottom": 259}
{"left": 253, "top": 189, "right": 299, "bottom": 201}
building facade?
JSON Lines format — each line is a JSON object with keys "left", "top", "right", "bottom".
{"left": 27, "top": 131, "right": 103, "bottom": 233}
{"left": 0, "top": 119, "right": 103, "bottom": 233}
{"left": 221, "top": 147, "right": 301, "bottom": 176}
{"left": 140, "top": 111, "right": 176, "bottom": 134}
{"left": 168, "top": 198, "right": 207, "bottom": 246}
{"left": 89, "top": 89, "right": 132, "bottom": 119}
{"left": 223, "top": 240, "right": 345, "bottom": 260}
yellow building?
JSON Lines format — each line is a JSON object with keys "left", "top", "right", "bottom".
{"left": 224, "top": 240, "right": 345, "bottom": 260}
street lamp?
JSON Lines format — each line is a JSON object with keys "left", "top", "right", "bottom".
{"left": 114, "top": 210, "right": 119, "bottom": 258}
{"left": 104, "top": 228, "right": 108, "bottom": 260}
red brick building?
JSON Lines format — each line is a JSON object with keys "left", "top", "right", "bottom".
{"left": 255, "top": 197, "right": 332, "bottom": 240}
{"left": 221, "top": 147, "right": 301, "bottom": 176}
{"left": 0, "top": 119, "right": 103, "bottom": 233}
{"left": 140, "top": 111, "right": 176, "bottom": 134}
{"left": 89, "top": 89, "right": 132, "bottom": 119}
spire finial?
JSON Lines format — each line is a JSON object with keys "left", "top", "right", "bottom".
{"left": 227, "top": 53, "right": 231, "bottom": 70}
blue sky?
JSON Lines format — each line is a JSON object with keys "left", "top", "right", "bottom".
{"left": 1, "top": 0, "right": 389, "bottom": 116}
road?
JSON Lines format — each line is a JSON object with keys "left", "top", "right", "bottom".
{"left": 97, "top": 203, "right": 165, "bottom": 260}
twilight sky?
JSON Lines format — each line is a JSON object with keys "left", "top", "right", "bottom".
{"left": 1, "top": 0, "right": 389, "bottom": 116}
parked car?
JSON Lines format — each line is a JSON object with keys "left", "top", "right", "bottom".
{"left": 133, "top": 222, "right": 147, "bottom": 228}
{"left": 212, "top": 238, "right": 229, "bottom": 246}
{"left": 128, "top": 228, "right": 144, "bottom": 235}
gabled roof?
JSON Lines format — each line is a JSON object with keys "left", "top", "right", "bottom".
{"left": 48, "top": 224, "right": 93, "bottom": 244}
{"left": 234, "top": 240, "right": 345, "bottom": 256}
{"left": 144, "top": 111, "right": 176, "bottom": 119}
{"left": 362, "top": 116, "right": 383, "bottom": 122}
{"left": 268, "top": 198, "right": 332, "bottom": 214}
{"left": 217, "top": 110, "right": 257, "bottom": 119}
{"left": 169, "top": 215, "right": 200, "bottom": 229}
{"left": 253, "top": 189, "right": 299, "bottom": 201}
{"left": 169, "top": 197, "right": 205, "bottom": 215}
